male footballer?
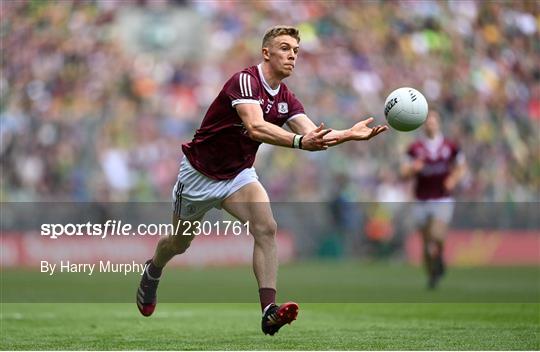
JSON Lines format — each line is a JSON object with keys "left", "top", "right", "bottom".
{"left": 137, "top": 25, "right": 388, "bottom": 335}
{"left": 401, "top": 110, "right": 466, "bottom": 289}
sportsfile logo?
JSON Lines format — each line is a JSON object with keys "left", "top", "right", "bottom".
{"left": 41, "top": 220, "right": 145, "bottom": 239}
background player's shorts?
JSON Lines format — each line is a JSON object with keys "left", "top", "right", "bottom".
{"left": 413, "top": 198, "right": 455, "bottom": 226}
{"left": 171, "top": 156, "right": 259, "bottom": 220}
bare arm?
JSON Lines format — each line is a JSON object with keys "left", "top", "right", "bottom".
{"left": 400, "top": 158, "right": 424, "bottom": 179}
{"left": 235, "top": 104, "right": 334, "bottom": 151}
{"left": 287, "top": 114, "right": 388, "bottom": 146}
{"left": 444, "top": 157, "right": 467, "bottom": 192}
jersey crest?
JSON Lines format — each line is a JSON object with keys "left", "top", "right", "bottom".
{"left": 278, "top": 102, "right": 288, "bottom": 114}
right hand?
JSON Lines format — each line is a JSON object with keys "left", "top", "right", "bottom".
{"left": 411, "top": 158, "right": 424, "bottom": 173}
{"left": 301, "top": 123, "right": 336, "bottom": 151}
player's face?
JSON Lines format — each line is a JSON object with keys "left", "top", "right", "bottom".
{"left": 424, "top": 111, "right": 440, "bottom": 137}
{"left": 264, "top": 35, "right": 299, "bottom": 78}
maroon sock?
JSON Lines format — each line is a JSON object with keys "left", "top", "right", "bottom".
{"left": 147, "top": 259, "right": 163, "bottom": 279}
{"left": 259, "top": 288, "right": 276, "bottom": 311}
{"left": 422, "top": 243, "right": 432, "bottom": 273}
{"left": 435, "top": 241, "right": 444, "bottom": 259}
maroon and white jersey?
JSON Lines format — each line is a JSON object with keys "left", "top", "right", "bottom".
{"left": 182, "top": 64, "right": 305, "bottom": 180}
{"left": 406, "top": 135, "right": 463, "bottom": 200}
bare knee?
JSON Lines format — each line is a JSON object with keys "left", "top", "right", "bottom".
{"left": 430, "top": 221, "right": 448, "bottom": 242}
{"left": 251, "top": 219, "right": 277, "bottom": 242}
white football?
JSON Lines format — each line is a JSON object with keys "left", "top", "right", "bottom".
{"left": 384, "top": 87, "right": 428, "bottom": 132}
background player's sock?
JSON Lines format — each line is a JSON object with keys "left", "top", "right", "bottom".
{"left": 433, "top": 240, "right": 445, "bottom": 274}
{"left": 259, "top": 288, "right": 276, "bottom": 311}
{"left": 423, "top": 242, "right": 433, "bottom": 274}
{"left": 147, "top": 259, "right": 163, "bottom": 279}
{"left": 434, "top": 241, "right": 443, "bottom": 257}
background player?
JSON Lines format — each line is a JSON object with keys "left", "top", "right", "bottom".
{"left": 401, "top": 110, "right": 466, "bottom": 289}
{"left": 136, "top": 25, "right": 388, "bottom": 335}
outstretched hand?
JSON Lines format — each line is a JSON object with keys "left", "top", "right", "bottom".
{"left": 350, "top": 117, "right": 388, "bottom": 140}
{"left": 301, "top": 123, "right": 337, "bottom": 151}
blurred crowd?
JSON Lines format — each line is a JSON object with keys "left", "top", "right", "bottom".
{"left": 2, "top": 0, "right": 539, "bottom": 202}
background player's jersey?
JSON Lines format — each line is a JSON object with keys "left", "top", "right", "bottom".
{"left": 182, "top": 64, "right": 305, "bottom": 180}
{"left": 407, "top": 135, "right": 462, "bottom": 200}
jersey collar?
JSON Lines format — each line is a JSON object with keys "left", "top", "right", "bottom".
{"left": 423, "top": 133, "right": 444, "bottom": 154}
{"left": 257, "top": 63, "right": 280, "bottom": 97}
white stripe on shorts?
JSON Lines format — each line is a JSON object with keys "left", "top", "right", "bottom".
{"left": 173, "top": 182, "right": 184, "bottom": 217}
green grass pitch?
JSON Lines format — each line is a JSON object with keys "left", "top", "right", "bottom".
{"left": 2, "top": 303, "right": 538, "bottom": 350}
{"left": 1, "top": 261, "right": 539, "bottom": 350}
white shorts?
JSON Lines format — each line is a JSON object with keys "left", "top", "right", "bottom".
{"left": 171, "top": 157, "right": 259, "bottom": 220}
{"left": 413, "top": 198, "right": 455, "bottom": 227}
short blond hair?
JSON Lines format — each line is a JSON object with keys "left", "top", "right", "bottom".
{"left": 262, "top": 25, "right": 300, "bottom": 48}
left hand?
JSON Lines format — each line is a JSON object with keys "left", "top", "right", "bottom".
{"left": 444, "top": 176, "right": 458, "bottom": 192}
{"left": 350, "top": 117, "right": 388, "bottom": 140}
